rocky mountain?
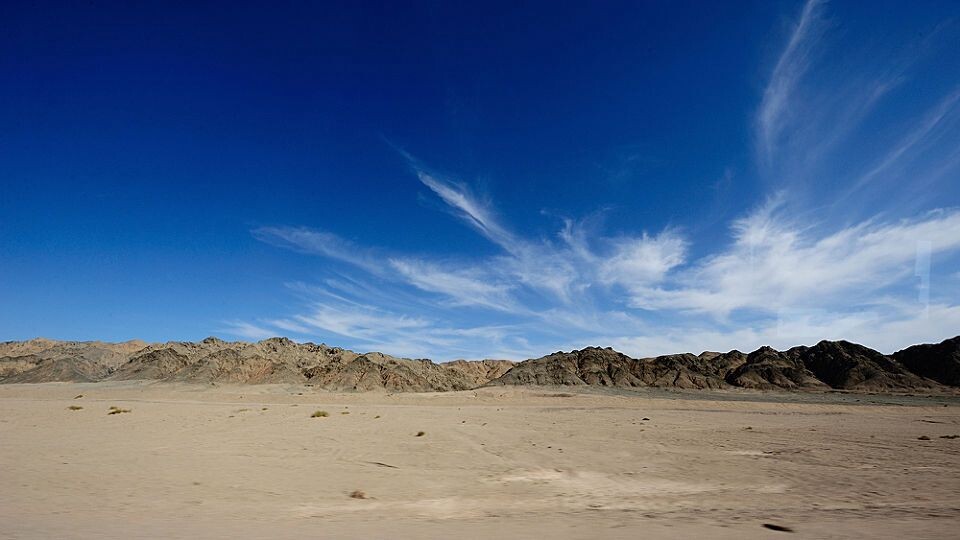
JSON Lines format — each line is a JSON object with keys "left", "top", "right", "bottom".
{"left": 724, "top": 346, "right": 828, "bottom": 390}
{"left": 441, "top": 359, "right": 515, "bottom": 388}
{"left": 489, "top": 340, "right": 953, "bottom": 393}
{"left": 1, "top": 336, "right": 957, "bottom": 393}
{"left": 108, "top": 337, "right": 500, "bottom": 391}
{"left": 0, "top": 337, "right": 511, "bottom": 391}
{"left": 893, "top": 336, "right": 960, "bottom": 387}
{"left": 0, "top": 338, "right": 147, "bottom": 382}
{"left": 793, "top": 340, "right": 933, "bottom": 391}
{"left": 489, "top": 347, "right": 741, "bottom": 390}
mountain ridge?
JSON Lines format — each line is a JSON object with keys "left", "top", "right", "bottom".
{"left": 1, "top": 336, "right": 958, "bottom": 393}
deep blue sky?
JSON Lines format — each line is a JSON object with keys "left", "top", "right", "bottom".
{"left": 2, "top": 1, "right": 959, "bottom": 359}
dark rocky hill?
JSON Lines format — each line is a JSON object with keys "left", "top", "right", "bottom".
{"left": 794, "top": 340, "right": 933, "bottom": 391}
{"left": 893, "top": 336, "right": 960, "bottom": 386}
{"left": 488, "top": 339, "right": 957, "bottom": 393}
{"left": 723, "top": 346, "right": 828, "bottom": 390}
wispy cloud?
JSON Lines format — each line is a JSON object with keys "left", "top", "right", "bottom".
{"left": 754, "top": 0, "right": 958, "bottom": 212}
{"left": 228, "top": 3, "right": 960, "bottom": 360}
{"left": 627, "top": 202, "right": 960, "bottom": 315}
{"left": 252, "top": 226, "right": 383, "bottom": 275}
{"left": 243, "top": 170, "right": 960, "bottom": 359}
{"left": 388, "top": 258, "right": 518, "bottom": 311}
{"left": 258, "top": 288, "right": 538, "bottom": 359}
{"left": 219, "top": 320, "right": 276, "bottom": 340}
{"left": 599, "top": 231, "right": 687, "bottom": 291}
{"left": 416, "top": 171, "right": 519, "bottom": 252}
{"left": 609, "top": 303, "right": 960, "bottom": 357}
{"left": 757, "top": 0, "right": 826, "bottom": 163}
{"left": 848, "top": 87, "right": 960, "bottom": 194}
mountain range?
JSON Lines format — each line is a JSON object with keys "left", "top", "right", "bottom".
{"left": 1, "top": 335, "right": 958, "bottom": 393}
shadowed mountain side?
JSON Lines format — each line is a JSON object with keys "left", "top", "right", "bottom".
{"left": 487, "top": 340, "right": 953, "bottom": 392}
{"left": 487, "top": 348, "right": 746, "bottom": 389}
{"left": 893, "top": 337, "right": 960, "bottom": 386}
{"left": 724, "top": 346, "right": 829, "bottom": 390}
{"left": 793, "top": 340, "right": 934, "bottom": 391}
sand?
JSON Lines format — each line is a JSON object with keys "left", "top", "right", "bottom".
{"left": 1, "top": 382, "right": 958, "bottom": 539}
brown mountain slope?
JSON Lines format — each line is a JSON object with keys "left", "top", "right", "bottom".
{"left": 441, "top": 360, "right": 515, "bottom": 388}
{"left": 109, "top": 337, "right": 487, "bottom": 391}
{"left": 0, "top": 338, "right": 147, "bottom": 382}
{"left": 488, "top": 347, "right": 642, "bottom": 387}
{"left": 2, "top": 336, "right": 958, "bottom": 392}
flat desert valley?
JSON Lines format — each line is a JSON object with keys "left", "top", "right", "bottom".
{"left": 1, "top": 382, "right": 958, "bottom": 539}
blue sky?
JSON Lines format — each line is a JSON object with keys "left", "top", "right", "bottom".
{"left": 2, "top": 0, "right": 959, "bottom": 359}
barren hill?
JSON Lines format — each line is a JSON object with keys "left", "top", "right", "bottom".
{"left": 1, "top": 336, "right": 957, "bottom": 393}
{"left": 1, "top": 337, "right": 502, "bottom": 390}
{"left": 488, "top": 340, "right": 953, "bottom": 393}
{"left": 893, "top": 336, "right": 960, "bottom": 386}
{"left": 109, "top": 337, "right": 499, "bottom": 391}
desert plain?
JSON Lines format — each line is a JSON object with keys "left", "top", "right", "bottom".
{"left": 1, "top": 382, "right": 958, "bottom": 539}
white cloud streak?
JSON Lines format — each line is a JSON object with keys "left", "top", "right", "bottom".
{"left": 850, "top": 87, "right": 960, "bottom": 193}
{"left": 220, "top": 321, "right": 276, "bottom": 340}
{"left": 389, "top": 258, "right": 518, "bottom": 312}
{"left": 248, "top": 171, "right": 960, "bottom": 359}
{"left": 757, "top": 0, "right": 826, "bottom": 163}
{"left": 252, "top": 226, "right": 383, "bottom": 275}
{"left": 628, "top": 202, "right": 960, "bottom": 315}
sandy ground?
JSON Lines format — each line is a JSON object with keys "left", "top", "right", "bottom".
{"left": 1, "top": 382, "right": 959, "bottom": 539}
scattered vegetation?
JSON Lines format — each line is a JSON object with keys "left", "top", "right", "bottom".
{"left": 261, "top": 407, "right": 268, "bottom": 411}
{"left": 107, "top": 406, "right": 131, "bottom": 415}
{"left": 340, "top": 411, "right": 350, "bottom": 415}
{"left": 416, "top": 431, "right": 425, "bottom": 437}
{"left": 349, "top": 490, "right": 368, "bottom": 499}
{"left": 311, "top": 410, "right": 329, "bottom": 418}
{"left": 918, "top": 435, "right": 931, "bottom": 440}
{"left": 67, "top": 405, "right": 83, "bottom": 411}
{"left": 374, "top": 415, "right": 381, "bottom": 419}
{"left": 941, "top": 435, "right": 959, "bottom": 439}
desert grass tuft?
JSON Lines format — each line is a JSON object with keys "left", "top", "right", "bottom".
{"left": 67, "top": 405, "right": 83, "bottom": 411}
{"left": 107, "top": 406, "right": 131, "bottom": 415}
{"left": 311, "top": 410, "right": 329, "bottom": 418}
{"left": 416, "top": 431, "right": 425, "bottom": 437}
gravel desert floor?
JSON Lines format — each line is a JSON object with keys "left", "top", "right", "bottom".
{"left": 1, "top": 382, "right": 959, "bottom": 539}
